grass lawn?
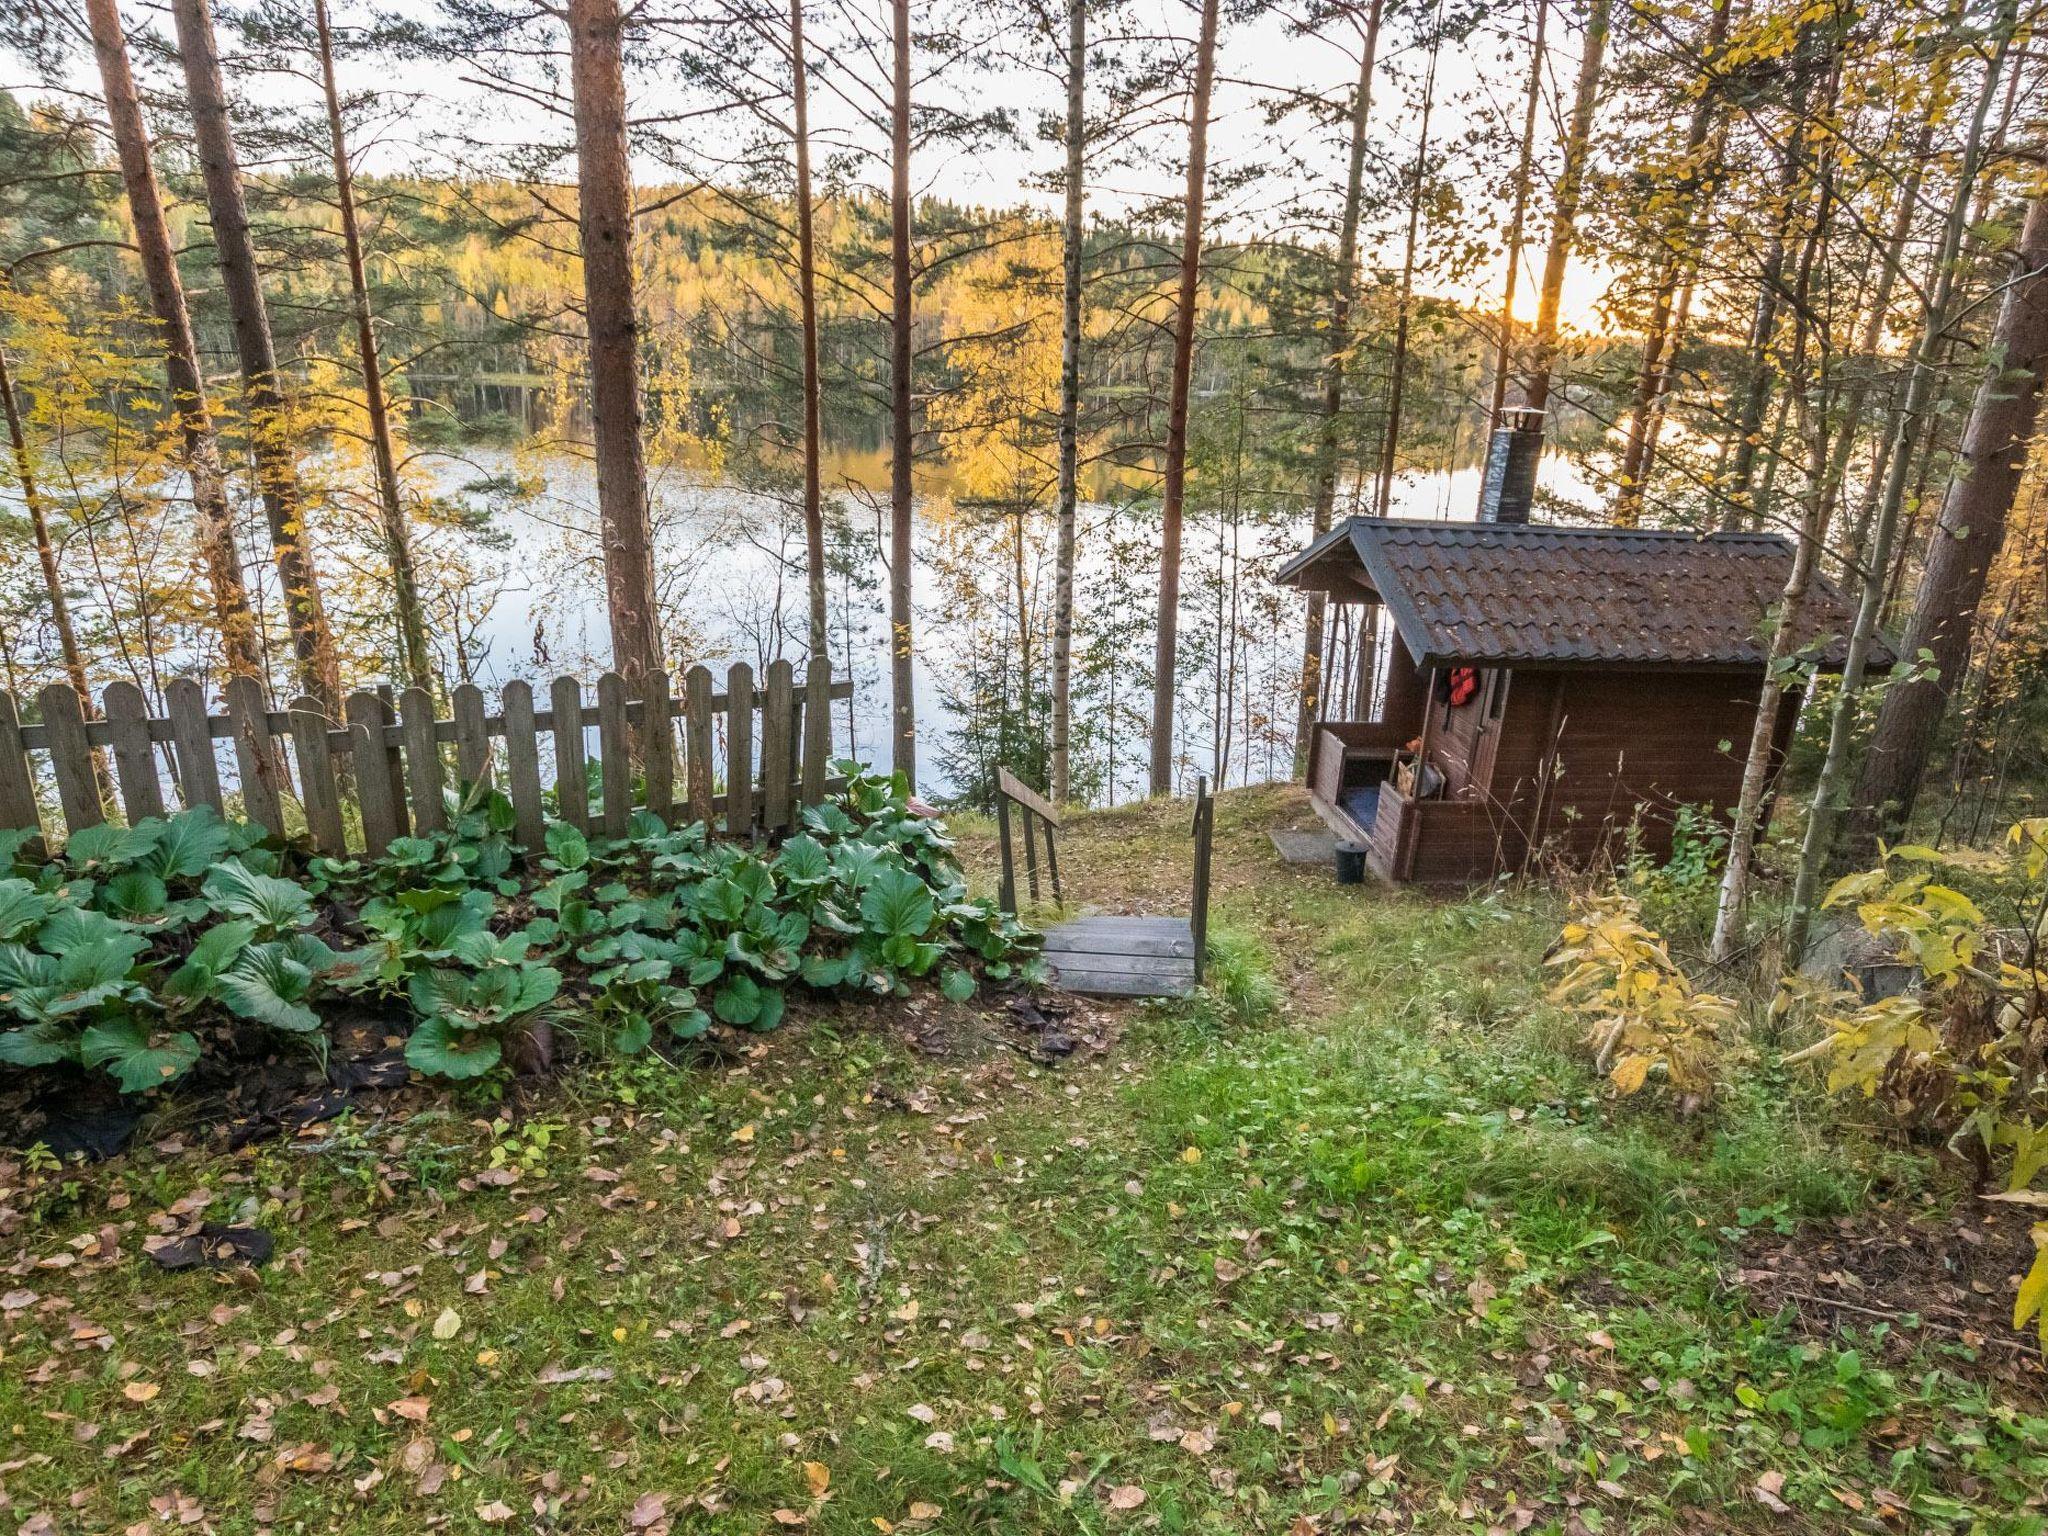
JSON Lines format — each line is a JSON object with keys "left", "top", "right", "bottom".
{"left": 3, "top": 783, "right": 2044, "bottom": 1534}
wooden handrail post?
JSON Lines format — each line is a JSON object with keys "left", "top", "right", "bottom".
{"left": 996, "top": 791, "right": 1018, "bottom": 913}
{"left": 1191, "top": 774, "right": 1214, "bottom": 984}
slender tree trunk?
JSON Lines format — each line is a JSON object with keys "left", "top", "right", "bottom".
{"left": 313, "top": 0, "right": 430, "bottom": 691}
{"left": 1051, "top": 0, "right": 1086, "bottom": 803}
{"left": 1844, "top": 195, "right": 2048, "bottom": 860}
{"left": 1709, "top": 50, "right": 1839, "bottom": 966}
{"left": 171, "top": 0, "right": 340, "bottom": 711}
{"left": 1149, "top": 0, "right": 1220, "bottom": 797}
{"left": 1720, "top": 131, "right": 1810, "bottom": 528}
{"left": 790, "top": 0, "right": 828, "bottom": 659}
{"left": 1375, "top": 17, "right": 1440, "bottom": 516}
{"left": 84, "top": 0, "right": 263, "bottom": 683}
{"left": 567, "top": 0, "right": 662, "bottom": 695}
{"left": 1614, "top": 0, "right": 1731, "bottom": 524}
{"left": 1521, "top": 0, "right": 1611, "bottom": 419}
{"left": 0, "top": 341, "right": 93, "bottom": 706}
{"left": 1786, "top": 13, "right": 1997, "bottom": 945}
{"left": 1295, "top": 0, "right": 1382, "bottom": 770}
{"left": 1483, "top": 0, "right": 1548, "bottom": 445}
{"left": 887, "top": 0, "right": 917, "bottom": 787}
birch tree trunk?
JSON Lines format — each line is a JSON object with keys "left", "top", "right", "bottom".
{"left": 1785, "top": 13, "right": 2000, "bottom": 947}
{"left": 1844, "top": 195, "right": 2048, "bottom": 861}
{"left": 171, "top": 0, "right": 340, "bottom": 711}
{"left": 567, "top": 0, "right": 663, "bottom": 697}
{"left": 0, "top": 341, "right": 93, "bottom": 707}
{"left": 1374, "top": 18, "right": 1440, "bottom": 516}
{"left": 887, "top": 0, "right": 917, "bottom": 787}
{"left": 84, "top": 0, "right": 265, "bottom": 683}
{"left": 1520, "top": 0, "right": 1611, "bottom": 419}
{"left": 1050, "top": 0, "right": 1086, "bottom": 803}
{"left": 1149, "top": 0, "right": 1220, "bottom": 797}
{"left": 313, "top": 0, "right": 430, "bottom": 690}
{"left": 1295, "top": 0, "right": 1382, "bottom": 769}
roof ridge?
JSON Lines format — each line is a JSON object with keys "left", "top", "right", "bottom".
{"left": 1350, "top": 516, "right": 1789, "bottom": 544}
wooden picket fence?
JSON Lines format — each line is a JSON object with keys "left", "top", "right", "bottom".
{"left": 0, "top": 658, "right": 850, "bottom": 858}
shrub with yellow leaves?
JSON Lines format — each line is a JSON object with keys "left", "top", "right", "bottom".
{"left": 1785, "top": 821, "right": 2048, "bottom": 1350}
{"left": 1548, "top": 892, "right": 1739, "bottom": 1100}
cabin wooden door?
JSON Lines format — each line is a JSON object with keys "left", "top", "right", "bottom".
{"left": 1467, "top": 668, "right": 1512, "bottom": 796}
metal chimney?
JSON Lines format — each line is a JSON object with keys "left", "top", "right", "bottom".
{"left": 1478, "top": 406, "right": 1545, "bottom": 523}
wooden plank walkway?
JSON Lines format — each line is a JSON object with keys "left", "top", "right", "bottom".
{"left": 1042, "top": 915, "right": 1198, "bottom": 999}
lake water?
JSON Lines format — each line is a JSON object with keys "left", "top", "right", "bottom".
{"left": 423, "top": 448, "right": 1601, "bottom": 804}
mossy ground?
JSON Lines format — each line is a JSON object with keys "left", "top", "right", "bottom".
{"left": 3, "top": 784, "right": 2043, "bottom": 1534}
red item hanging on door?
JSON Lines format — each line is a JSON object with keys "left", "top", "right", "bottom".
{"left": 1445, "top": 666, "right": 1480, "bottom": 708}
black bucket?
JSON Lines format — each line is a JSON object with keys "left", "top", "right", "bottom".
{"left": 1334, "top": 841, "right": 1369, "bottom": 885}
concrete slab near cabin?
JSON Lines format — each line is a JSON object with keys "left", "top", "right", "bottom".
{"left": 1269, "top": 828, "right": 1338, "bottom": 865}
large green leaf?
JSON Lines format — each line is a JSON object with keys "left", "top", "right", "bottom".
{"left": 776, "top": 835, "right": 830, "bottom": 888}
{"left": 860, "top": 865, "right": 935, "bottom": 940}
{"left": 0, "top": 1020, "right": 78, "bottom": 1067}
{"left": 404, "top": 1016, "right": 502, "bottom": 1080}
{"left": 80, "top": 1017, "right": 201, "bottom": 1093}
{"left": 544, "top": 821, "right": 590, "bottom": 871}
{"left": 100, "top": 870, "right": 169, "bottom": 920}
{"left": 203, "top": 860, "right": 314, "bottom": 934}
{"left": 63, "top": 820, "right": 161, "bottom": 872}
{"left": 164, "top": 918, "right": 259, "bottom": 1000}
{"left": 217, "top": 942, "right": 321, "bottom": 1033}
{"left": 0, "top": 879, "right": 56, "bottom": 941}
{"left": 144, "top": 808, "right": 232, "bottom": 879}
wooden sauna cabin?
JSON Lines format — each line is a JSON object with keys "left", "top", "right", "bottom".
{"left": 1277, "top": 518, "right": 1891, "bottom": 884}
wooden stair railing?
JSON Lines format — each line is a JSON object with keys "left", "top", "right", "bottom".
{"left": 995, "top": 764, "right": 1062, "bottom": 910}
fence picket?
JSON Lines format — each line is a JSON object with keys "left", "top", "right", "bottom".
{"left": 596, "top": 671, "right": 632, "bottom": 837}
{"left": 725, "top": 661, "right": 754, "bottom": 836}
{"left": 760, "top": 659, "right": 793, "bottom": 831}
{"left": 225, "top": 675, "right": 283, "bottom": 835}
{"left": 802, "top": 657, "right": 831, "bottom": 807}
{"left": 101, "top": 681, "right": 165, "bottom": 824}
{"left": 165, "top": 679, "right": 222, "bottom": 814}
{"left": 375, "top": 686, "right": 408, "bottom": 836}
{"left": 453, "top": 683, "right": 491, "bottom": 788}
{"left": 641, "top": 671, "right": 674, "bottom": 826}
{"left": 400, "top": 685, "right": 445, "bottom": 833}
{"left": 345, "top": 691, "right": 399, "bottom": 856}
{"left": 0, "top": 692, "right": 43, "bottom": 842}
{"left": 550, "top": 675, "right": 587, "bottom": 832}
{"left": 38, "top": 684, "right": 103, "bottom": 832}
{"left": 684, "top": 665, "right": 714, "bottom": 825}
{"left": 501, "top": 680, "right": 546, "bottom": 854}
{"left": 289, "top": 697, "right": 347, "bottom": 854}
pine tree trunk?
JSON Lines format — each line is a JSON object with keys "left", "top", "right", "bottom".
{"left": 171, "top": 0, "right": 340, "bottom": 711}
{"left": 1844, "top": 194, "right": 2048, "bottom": 860}
{"left": 85, "top": 0, "right": 264, "bottom": 683}
{"left": 1482, "top": 0, "right": 1548, "bottom": 444}
{"left": 1149, "top": 0, "right": 1220, "bottom": 798}
{"left": 1050, "top": 0, "right": 1086, "bottom": 804}
{"left": 887, "top": 0, "right": 917, "bottom": 788}
{"left": 791, "top": 0, "right": 828, "bottom": 660}
{"left": 314, "top": 0, "right": 431, "bottom": 691}
{"left": 1613, "top": 0, "right": 1730, "bottom": 525}
{"left": 567, "top": 0, "right": 663, "bottom": 697}
{"left": 1521, "top": 0, "right": 1611, "bottom": 419}
{"left": 1295, "top": 0, "right": 1381, "bottom": 770}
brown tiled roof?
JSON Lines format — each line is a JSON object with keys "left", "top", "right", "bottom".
{"left": 1275, "top": 518, "right": 1893, "bottom": 672}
